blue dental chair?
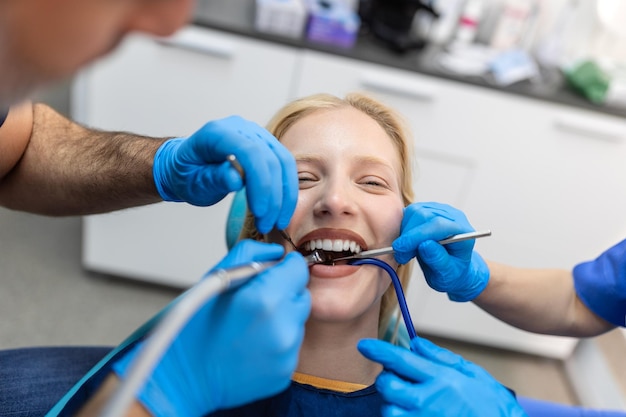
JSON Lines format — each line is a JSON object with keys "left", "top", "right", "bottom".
{"left": 5, "top": 190, "right": 623, "bottom": 416}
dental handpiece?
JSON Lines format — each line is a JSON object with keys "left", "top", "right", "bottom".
{"left": 100, "top": 260, "right": 277, "bottom": 417}
{"left": 306, "top": 230, "right": 492, "bottom": 265}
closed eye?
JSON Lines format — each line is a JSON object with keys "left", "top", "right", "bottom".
{"left": 359, "top": 176, "right": 391, "bottom": 190}
{"left": 298, "top": 172, "right": 318, "bottom": 188}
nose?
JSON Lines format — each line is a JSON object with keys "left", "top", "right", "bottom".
{"left": 313, "top": 178, "right": 357, "bottom": 219}
{"left": 127, "top": 0, "right": 194, "bottom": 37}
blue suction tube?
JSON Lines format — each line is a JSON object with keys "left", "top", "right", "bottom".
{"left": 348, "top": 258, "right": 418, "bottom": 341}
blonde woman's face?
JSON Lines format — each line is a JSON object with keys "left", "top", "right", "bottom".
{"left": 277, "top": 106, "right": 405, "bottom": 325}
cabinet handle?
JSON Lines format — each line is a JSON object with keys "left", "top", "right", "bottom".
{"left": 554, "top": 115, "right": 625, "bottom": 142}
{"left": 359, "top": 72, "right": 436, "bottom": 102}
{"left": 156, "top": 29, "right": 235, "bottom": 59}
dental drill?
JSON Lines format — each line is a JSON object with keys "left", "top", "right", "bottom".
{"left": 100, "top": 260, "right": 279, "bottom": 417}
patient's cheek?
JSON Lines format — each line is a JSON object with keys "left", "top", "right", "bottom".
{"left": 386, "top": 205, "right": 404, "bottom": 238}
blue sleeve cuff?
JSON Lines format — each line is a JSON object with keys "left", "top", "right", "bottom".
{"left": 152, "top": 138, "right": 185, "bottom": 202}
{"left": 573, "top": 239, "right": 626, "bottom": 327}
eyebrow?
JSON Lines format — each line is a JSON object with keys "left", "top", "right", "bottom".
{"left": 294, "top": 155, "right": 321, "bottom": 164}
{"left": 353, "top": 155, "right": 397, "bottom": 171}
{"left": 295, "top": 154, "right": 393, "bottom": 166}
{"left": 295, "top": 154, "right": 399, "bottom": 178}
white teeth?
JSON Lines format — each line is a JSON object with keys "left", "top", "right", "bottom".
{"left": 305, "top": 238, "right": 362, "bottom": 253}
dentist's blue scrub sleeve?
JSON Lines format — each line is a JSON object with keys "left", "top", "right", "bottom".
{"left": 0, "top": 108, "right": 7, "bottom": 127}
{"left": 574, "top": 238, "right": 626, "bottom": 327}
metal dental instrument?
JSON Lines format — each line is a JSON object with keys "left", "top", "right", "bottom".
{"left": 280, "top": 230, "right": 299, "bottom": 251}
{"left": 308, "top": 229, "right": 492, "bottom": 264}
{"left": 282, "top": 231, "right": 327, "bottom": 266}
{"left": 227, "top": 154, "right": 245, "bottom": 180}
{"left": 304, "top": 251, "right": 326, "bottom": 265}
{"left": 438, "top": 229, "right": 491, "bottom": 245}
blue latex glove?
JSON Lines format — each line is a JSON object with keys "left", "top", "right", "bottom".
{"left": 153, "top": 115, "right": 298, "bottom": 233}
{"left": 574, "top": 238, "right": 626, "bottom": 327}
{"left": 358, "top": 337, "right": 528, "bottom": 417}
{"left": 392, "top": 202, "right": 489, "bottom": 301}
{"left": 113, "top": 240, "right": 311, "bottom": 417}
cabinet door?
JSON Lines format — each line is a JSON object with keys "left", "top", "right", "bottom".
{"left": 76, "top": 26, "right": 299, "bottom": 287}
{"left": 295, "top": 50, "right": 626, "bottom": 358}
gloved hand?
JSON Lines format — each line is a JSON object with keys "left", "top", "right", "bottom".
{"left": 358, "top": 337, "right": 528, "bottom": 417}
{"left": 573, "top": 238, "right": 626, "bottom": 327}
{"left": 153, "top": 115, "right": 298, "bottom": 233}
{"left": 392, "top": 202, "right": 489, "bottom": 301}
{"left": 113, "top": 240, "right": 311, "bottom": 417}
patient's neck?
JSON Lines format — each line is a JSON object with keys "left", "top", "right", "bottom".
{"left": 297, "top": 311, "right": 382, "bottom": 386}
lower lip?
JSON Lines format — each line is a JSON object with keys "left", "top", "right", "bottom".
{"left": 310, "top": 263, "right": 359, "bottom": 278}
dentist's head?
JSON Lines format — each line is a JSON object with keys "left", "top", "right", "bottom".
{"left": 0, "top": 0, "right": 194, "bottom": 107}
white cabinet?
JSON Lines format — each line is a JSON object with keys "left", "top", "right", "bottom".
{"left": 294, "top": 51, "right": 626, "bottom": 358}
{"left": 76, "top": 26, "right": 299, "bottom": 287}
{"left": 77, "top": 26, "right": 626, "bottom": 358}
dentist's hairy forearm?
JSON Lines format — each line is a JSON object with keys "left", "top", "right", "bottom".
{"left": 75, "top": 374, "right": 151, "bottom": 417}
{"left": 0, "top": 103, "right": 167, "bottom": 215}
{"left": 473, "top": 260, "right": 614, "bottom": 337}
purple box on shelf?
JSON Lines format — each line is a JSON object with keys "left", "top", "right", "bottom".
{"left": 306, "top": 0, "right": 360, "bottom": 48}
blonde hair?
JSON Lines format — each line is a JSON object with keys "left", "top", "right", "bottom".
{"left": 241, "top": 92, "right": 415, "bottom": 341}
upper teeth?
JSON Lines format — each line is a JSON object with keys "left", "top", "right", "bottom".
{"left": 304, "top": 239, "right": 361, "bottom": 254}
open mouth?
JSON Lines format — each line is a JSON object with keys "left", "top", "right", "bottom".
{"left": 299, "top": 238, "right": 364, "bottom": 264}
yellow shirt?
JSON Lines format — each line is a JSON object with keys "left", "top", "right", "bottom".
{"left": 292, "top": 372, "right": 368, "bottom": 393}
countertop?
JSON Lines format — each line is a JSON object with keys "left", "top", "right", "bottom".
{"left": 193, "top": 0, "right": 626, "bottom": 119}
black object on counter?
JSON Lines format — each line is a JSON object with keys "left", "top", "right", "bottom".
{"left": 359, "top": 0, "right": 439, "bottom": 53}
